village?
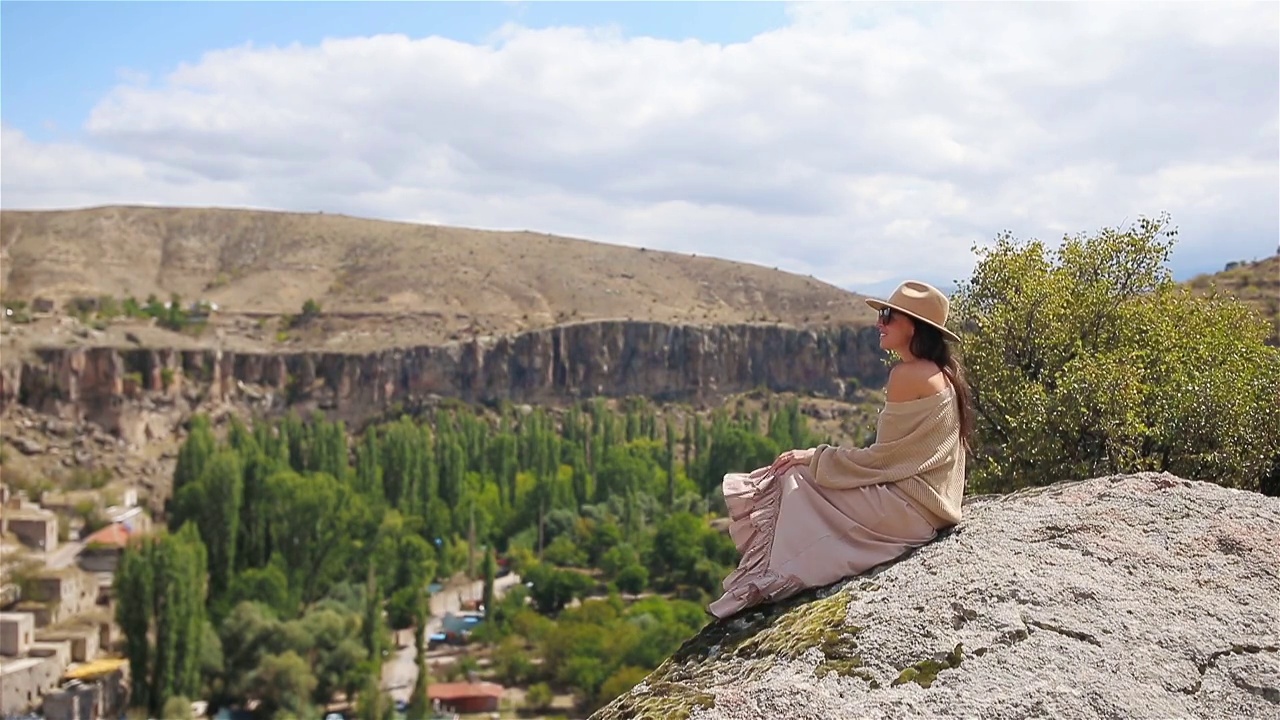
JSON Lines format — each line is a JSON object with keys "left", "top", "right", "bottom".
{"left": 0, "top": 474, "right": 521, "bottom": 720}
{"left": 0, "top": 480, "right": 139, "bottom": 719}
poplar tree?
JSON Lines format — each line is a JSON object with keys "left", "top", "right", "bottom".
{"left": 115, "top": 525, "right": 208, "bottom": 717}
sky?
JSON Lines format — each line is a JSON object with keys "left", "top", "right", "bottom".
{"left": 2, "top": 1, "right": 1277, "bottom": 297}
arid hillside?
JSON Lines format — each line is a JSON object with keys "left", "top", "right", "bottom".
{"left": 1185, "top": 254, "right": 1279, "bottom": 343}
{"left": 0, "top": 205, "right": 873, "bottom": 349}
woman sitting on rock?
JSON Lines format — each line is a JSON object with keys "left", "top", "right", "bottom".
{"left": 708, "top": 280, "right": 974, "bottom": 619}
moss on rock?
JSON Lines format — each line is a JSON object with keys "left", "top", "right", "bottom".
{"left": 892, "top": 643, "right": 965, "bottom": 689}
{"left": 592, "top": 681, "right": 716, "bottom": 720}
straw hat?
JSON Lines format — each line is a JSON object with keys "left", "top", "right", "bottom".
{"left": 865, "top": 280, "right": 961, "bottom": 343}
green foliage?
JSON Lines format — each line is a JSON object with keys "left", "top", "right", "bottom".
{"left": 523, "top": 562, "right": 595, "bottom": 614}
{"left": 952, "top": 215, "right": 1280, "bottom": 493}
{"left": 115, "top": 524, "right": 209, "bottom": 716}
{"left": 288, "top": 298, "right": 323, "bottom": 329}
{"left": 525, "top": 682, "right": 554, "bottom": 710}
{"left": 406, "top": 590, "right": 430, "bottom": 720}
{"left": 161, "top": 696, "right": 194, "bottom": 720}
{"left": 139, "top": 393, "right": 811, "bottom": 715}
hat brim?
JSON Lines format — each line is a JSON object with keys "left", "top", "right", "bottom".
{"left": 865, "top": 298, "right": 961, "bottom": 343}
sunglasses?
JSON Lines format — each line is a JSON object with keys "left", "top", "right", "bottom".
{"left": 877, "top": 307, "right": 895, "bottom": 324}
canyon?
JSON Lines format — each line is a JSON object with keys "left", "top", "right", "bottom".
{"left": 2, "top": 320, "right": 887, "bottom": 444}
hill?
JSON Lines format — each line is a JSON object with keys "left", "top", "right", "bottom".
{"left": 1185, "top": 254, "right": 1279, "bottom": 343}
{"left": 0, "top": 206, "right": 873, "bottom": 349}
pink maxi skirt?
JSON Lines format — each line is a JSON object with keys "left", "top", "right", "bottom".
{"left": 708, "top": 464, "right": 939, "bottom": 619}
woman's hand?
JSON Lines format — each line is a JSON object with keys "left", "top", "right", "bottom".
{"left": 769, "top": 448, "right": 815, "bottom": 476}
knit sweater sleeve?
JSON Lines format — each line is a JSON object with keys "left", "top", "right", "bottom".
{"left": 806, "top": 393, "right": 960, "bottom": 490}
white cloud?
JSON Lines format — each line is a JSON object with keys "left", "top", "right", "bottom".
{"left": 2, "top": 1, "right": 1277, "bottom": 294}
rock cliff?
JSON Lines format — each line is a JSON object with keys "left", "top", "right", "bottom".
{"left": 1, "top": 321, "right": 886, "bottom": 436}
{"left": 593, "top": 473, "right": 1280, "bottom": 720}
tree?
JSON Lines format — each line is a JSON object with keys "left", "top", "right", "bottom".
{"left": 115, "top": 525, "right": 209, "bottom": 716}
{"left": 525, "top": 683, "right": 553, "bottom": 711}
{"left": 483, "top": 547, "right": 497, "bottom": 622}
{"left": 951, "top": 215, "right": 1280, "bottom": 494}
{"left": 172, "top": 450, "right": 243, "bottom": 608}
{"left": 172, "top": 415, "right": 216, "bottom": 505}
{"left": 405, "top": 592, "right": 431, "bottom": 720}
{"left": 265, "top": 470, "right": 369, "bottom": 607}
{"left": 245, "top": 651, "right": 317, "bottom": 719}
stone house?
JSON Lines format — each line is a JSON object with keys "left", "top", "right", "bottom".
{"left": 37, "top": 489, "right": 102, "bottom": 516}
{"left": 19, "top": 567, "right": 98, "bottom": 627}
{"left": 2, "top": 506, "right": 59, "bottom": 552}
{"left": 0, "top": 611, "right": 35, "bottom": 656}
{"left": 0, "top": 656, "right": 63, "bottom": 716}
{"left": 48, "top": 663, "right": 128, "bottom": 720}
{"left": 77, "top": 522, "right": 132, "bottom": 573}
{"left": 35, "top": 623, "right": 100, "bottom": 663}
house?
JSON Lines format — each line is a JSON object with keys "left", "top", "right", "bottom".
{"left": 428, "top": 681, "right": 505, "bottom": 714}
{"left": 38, "top": 490, "right": 102, "bottom": 516}
{"left": 0, "top": 656, "right": 63, "bottom": 716}
{"left": 2, "top": 506, "right": 59, "bottom": 552}
{"left": 35, "top": 622, "right": 100, "bottom": 663}
{"left": 105, "top": 504, "right": 150, "bottom": 534}
{"left": 19, "top": 568, "right": 98, "bottom": 627}
{"left": 78, "top": 523, "right": 132, "bottom": 573}
{"left": 47, "top": 660, "right": 128, "bottom": 720}
{"left": 0, "top": 612, "right": 35, "bottom": 656}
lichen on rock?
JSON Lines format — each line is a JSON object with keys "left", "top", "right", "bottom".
{"left": 592, "top": 473, "right": 1280, "bottom": 720}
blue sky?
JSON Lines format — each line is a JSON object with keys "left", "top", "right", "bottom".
{"left": 2, "top": 1, "right": 789, "bottom": 141}
{"left": 1, "top": 1, "right": 1276, "bottom": 293}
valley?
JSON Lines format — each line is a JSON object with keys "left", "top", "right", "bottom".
{"left": 0, "top": 206, "right": 889, "bottom": 720}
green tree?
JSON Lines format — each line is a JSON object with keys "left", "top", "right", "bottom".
{"left": 174, "top": 450, "right": 243, "bottom": 608}
{"left": 172, "top": 415, "right": 216, "bottom": 505}
{"left": 115, "top": 524, "right": 209, "bottom": 716}
{"left": 245, "top": 651, "right": 317, "bottom": 719}
{"left": 405, "top": 593, "right": 431, "bottom": 720}
{"left": 483, "top": 547, "right": 497, "bottom": 622}
{"left": 951, "top": 215, "right": 1280, "bottom": 493}
{"left": 265, "top": 470, "right": 370, "bottom": 607}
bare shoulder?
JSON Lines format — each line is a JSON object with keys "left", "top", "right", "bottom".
{"left": 886, "top": 360, "right": 949, "bottom": 402}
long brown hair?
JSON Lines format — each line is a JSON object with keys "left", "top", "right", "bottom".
{"left": 908, "top": 319, "right": 975, "bottom": 452}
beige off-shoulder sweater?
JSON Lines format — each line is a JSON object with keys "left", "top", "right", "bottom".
{"left": 807, "top": 386, "right": 965, "bottom": 527}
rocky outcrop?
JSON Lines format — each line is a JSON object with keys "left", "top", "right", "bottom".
{"left": 594, "top": 473, "right": 1280, "bottom": 720}
{"left": 1, "top": 321, "right": 885, "bottom": 431}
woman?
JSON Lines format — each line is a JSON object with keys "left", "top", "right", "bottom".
{"left": 708, "top": 280, "right": 974, "bottom": 619}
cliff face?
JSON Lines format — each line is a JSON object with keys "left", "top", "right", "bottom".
{"left": 0, "top": 321, "right": 886, "bottom": 434}
{"left": 594, "top": 473, "right": 1280, "bottom": 720}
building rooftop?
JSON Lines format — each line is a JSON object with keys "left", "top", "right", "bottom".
{"left": 36, "top": 624, "right": 98, "bottom": 641}
{"left": 2, "top": 507, "right": 56, "bottom": 521}
{"left": 64, "top": 657, "right": 127, "bottom": 681}
{"left": 0, "top": 657, "right": 44, "bottom": 675}
{"left": 82, "top": 523, "right": 130, "bottom": 549}
{"left": 428, "top": 681, "right": 505, "bottom": 700}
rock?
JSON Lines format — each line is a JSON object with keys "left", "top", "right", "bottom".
{"left": 11, "top": 437, "right": 45, "bottom": 455}
{"left": 43, "top": 418, "right": 75, "bottom": 437}
{"left": 593, "top": 473, "right": 1280, "bottom": 720}
{"left": 3, "top": 322, "right": 887, "bottom": 425}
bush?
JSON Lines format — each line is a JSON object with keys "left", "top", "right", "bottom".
{"left": 525, "top": 682, "right": 554, "bottom": 710}
{"left": 951, "top": 214, "right": 1280, "bottom": 494}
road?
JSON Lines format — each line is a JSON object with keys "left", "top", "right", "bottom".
{"left": 382, "top": 572, "right": 522, "bottom": 703}
{"left": 44, "top": 540, "right": 84, "bottom": 569}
